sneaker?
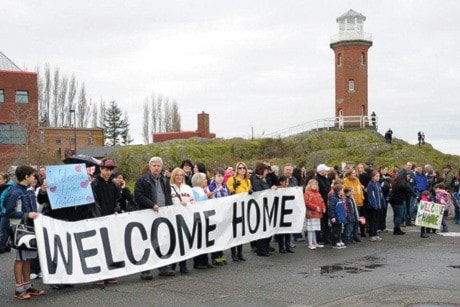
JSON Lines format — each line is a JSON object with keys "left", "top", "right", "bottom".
{"left": 314, "top": 243, "right": 324, "bottom": 248}
{"left": 14, "top": 291, "right": 31, "bottom": 300}
{"left": 105, "top": 278, "right": 118, "bottom": 284}
{"left": 376, "top": 236, "right": 383, "bottom": 241}
{"left": 369, "top": 236, "right": 378, "bottom": 242}
{"left": 30, "top": 273, "right": 39, "bottom": 280}
{"left": 338, "top": 241, "right": 345, "bottom": 247}
{"left": 95, "top": 280, "right": 105, "bottom": 285}
{"left": 308, "top": 245, "right": 317, "bottom": 250}
{"left": 140, "top": 271, "right": 153, "bottom": 280}
{"left": 26, "top": 287, "right": 45, "bottom": 296}
{"left": 333, "top": 243, "right": 346, "bottom": 249}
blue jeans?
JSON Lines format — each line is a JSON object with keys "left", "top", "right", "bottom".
{"left": 343, "top": 222, "right": 355, "bottom": 240}
{"left": 391, "top": 203, "right": 404, "bottom": 228}
{"left": 453, "top": 193, "right": 460, "bottom": 223}
{"left": 0, "top": 215, "right": 10, "bottom": 251}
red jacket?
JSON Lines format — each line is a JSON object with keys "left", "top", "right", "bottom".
{"left": 304, "top": 190, "right": 326, "bottom": 219}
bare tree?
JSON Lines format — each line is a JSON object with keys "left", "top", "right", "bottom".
{"left": 150, "top": 93, "right": 157, "bottom": 134}
{"left": 98, "top": 100, "right": 105, "bottom": 127}
{"left": 77, "top": 84, "right": 87, "bottom": 127}
{"left": 171, "top": 100, "right": 181, "bottom": 131}
{"left": 58, "top": 75, "right": 68, "bottom": 127}
{"left": 67, "top": 74, "right": 77, "bottom": 127}
{"left": 42, "top": 64, "right": 51, "bottom": 126}
{"left": 51, "top": 67, "right": 60, "bottom": 126}
{"left": 157, "top": 94, "right": 163, "bottom": 132}
{"left": 142, "top": 99, "right": 150, "bottom": 144}
{"left": 163, "top": 97, "right": 172, "bottom": 132}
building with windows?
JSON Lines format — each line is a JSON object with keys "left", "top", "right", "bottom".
{"left": 330, "top": 10, "right": 373, "bottom": 127}
{"left": 0, "top": 51, "right": 39, "bottom": 169}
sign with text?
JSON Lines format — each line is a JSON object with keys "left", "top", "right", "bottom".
{"left": 415, "top": 201, "right": 445, "bottom": 229}
{"left": 45, "top": 164, "right": 95, "bottom": 209}
{"left": 35, "top": 188, "right": 305, "bottom": 284}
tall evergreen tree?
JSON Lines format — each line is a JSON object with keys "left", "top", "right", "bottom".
{"left": 103, "top": 100, "right": 131, "bottom": 146}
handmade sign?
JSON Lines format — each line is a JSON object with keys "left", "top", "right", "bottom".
{"left": 45, "top": 164, "right": 95, "bottom": 209}
{"left": 415, "top": 201, "right": 445, "bottom": 229}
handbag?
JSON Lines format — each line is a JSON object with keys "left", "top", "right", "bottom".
{"left": 7, "top": 216, "right": 37, "bottom": 251}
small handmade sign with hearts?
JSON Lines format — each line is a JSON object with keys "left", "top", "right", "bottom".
{"left": 45, "top": 163, "right": 96, "bottom": 210}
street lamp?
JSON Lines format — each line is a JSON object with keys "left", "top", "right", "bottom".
{"left": 70, "top": 109, "right": 77, "bottom": 155}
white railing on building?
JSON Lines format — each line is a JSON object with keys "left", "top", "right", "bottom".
{"left": 264, "top": 115, "right": 378, "bottom": 139}
{"left": 330, "top": 32, "right": 372, "bottom": 44}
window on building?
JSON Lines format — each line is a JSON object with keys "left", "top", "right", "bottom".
{"left": 361, "top": 52, "right": 366, "bottom": 65}
{"left": 39, "top": 131, "right": 45, "bottom": 144}
{"left": 15, "top": 90, "right": 29, "bottom": 103}
{"left": 0, "top": 89, "right": 4, "bottom": 102}
{"left": 337, "top": 53, "right": 342, "bottom": 66}
{"left": 87, "top": 135, "right": 93, "bottom": 145}
{"left": 56, "top": 136, "right": 61, "bottom": 145}
{"left": 348, "top": 80, "right": 355, "bottom": 92}
{"left": 0, "top": 124, "right": 27, "bottom": 144}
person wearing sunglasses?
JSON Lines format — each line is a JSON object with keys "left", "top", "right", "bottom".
{"left": 226, "top": 162, "right": 252, "bottom": 262}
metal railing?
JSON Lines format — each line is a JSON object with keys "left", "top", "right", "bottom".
{"left": 330, "top": 32, "right": 372, "bottom": 44}
{"left": 264, "top": 116, "right": 378, "bottom": 139}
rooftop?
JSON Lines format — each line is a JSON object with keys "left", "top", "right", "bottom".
{"left": 0, "top": 51, "right": 22, "bottom": 72}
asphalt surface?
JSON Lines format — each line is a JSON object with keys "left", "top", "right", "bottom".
{"left": 1, "top": 215, "right": 459, "bottom": 306}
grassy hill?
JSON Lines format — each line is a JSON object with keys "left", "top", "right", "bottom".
{"left": 109, "top": 128, "right": 460, "bottom": 181}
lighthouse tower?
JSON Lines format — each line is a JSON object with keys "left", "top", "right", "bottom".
{"left": 330, "top": 9, "right": 372, "bottom": 127}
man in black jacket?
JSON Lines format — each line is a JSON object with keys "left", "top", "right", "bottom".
{"left": 134, "top": 156, "right": 175, "bottom": 279}
{"left": 314, "top": 164, "right": 332, "bottom": 244}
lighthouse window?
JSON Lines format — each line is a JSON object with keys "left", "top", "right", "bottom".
{"left": 361, "top": 52, "right": 366, "bottom": 65}
{"left": 348, "top": 80, "right": 355, "bottom": 92}
{"left": 338, "top": 53, "right": 342, "bottom": 66}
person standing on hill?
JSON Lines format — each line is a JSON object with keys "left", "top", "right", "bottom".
{"left": 384, "top": 128, "right": 393, "bottom": 144}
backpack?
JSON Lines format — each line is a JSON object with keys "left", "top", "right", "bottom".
{"left": 0, "top": 183, "right": 14, "bottom": 216}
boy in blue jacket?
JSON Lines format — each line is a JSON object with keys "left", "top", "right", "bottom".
{"left": 328, "top": 183, "right": 346, "bottom": 249}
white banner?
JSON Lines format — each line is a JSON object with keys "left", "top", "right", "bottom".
{"left": 35, "top": 187, "right": 305, "bottom": 284}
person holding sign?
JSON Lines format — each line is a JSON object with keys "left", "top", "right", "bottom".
{"left": 91, "top": 159, "right": 121, "bottom": 285}
{"left": 134, "top": 157, "right": 175, "bottom": 279}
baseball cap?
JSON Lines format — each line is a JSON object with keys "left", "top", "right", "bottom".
{"left": 102, "top": 160, "right": 116, "bottom": 168}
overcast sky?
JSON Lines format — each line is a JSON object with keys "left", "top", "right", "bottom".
{"left": 2, "top": 0, "right": 460, "bottom": 155}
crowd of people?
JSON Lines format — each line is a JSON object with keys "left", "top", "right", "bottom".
{"left": 0, "top": 158, "right": 459, "bottom": 300}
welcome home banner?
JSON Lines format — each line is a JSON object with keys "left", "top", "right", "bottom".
{"left": 35, "top": 187, "right": 305, "bottom": 284}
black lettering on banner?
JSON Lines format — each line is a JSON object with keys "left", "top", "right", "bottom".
{"left": 232, "top": 201, "right": 245, "bottom": 237}
{"left": 74, "top": 230, "right": 101, "bottom": 274}
{"left": 151, "top": 217, "right": 176, "bottom": 259}
{"left": 125, "top": 222, "right": 150, "bottom": 265}
{"left": 247, "top": 199, "right": 260, "bottom": 234}
{"left": 203, "top": 210, "right": 216, "bottom": 247}
{"left": 43, "top": 227, "right": 73, "bottom": 275}
{"left": 176, "top": 212, "right": 202, "bottom": 256}
{"left": 99, "top": 227, "right": 125, "bottom": 270}
{"left": 263, "top": 196, "right": 279, "bottom": 231}
{"left": 280, "top": 195, "right": 295, "bottom": 227}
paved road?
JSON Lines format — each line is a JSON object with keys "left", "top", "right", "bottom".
{"left": 1, "top": 218, "right": 459, "bottom": 306}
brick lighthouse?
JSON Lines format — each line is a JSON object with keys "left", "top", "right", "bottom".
{"left": 330, "top": 9, "right": 373, "bottom": 128}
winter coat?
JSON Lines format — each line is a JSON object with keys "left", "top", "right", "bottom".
{"left": 328, "top": 192, "right": 346, "bottom": 224}
{"left": 5, "top": 183, "right": 37, "bottom": 220}
{"left": 366, "top": 180, "right": 386, "bottom": 210}
{"left": 343, "top": 177, "right": 365, "bottom": 206}
{"left": 134, "top": 173, "right": 173, "bottom": 209}
{"left": 304, "top": 189, "right": 325, "bottom": 219}
{"left": 226, "top": 175, "right": 251, "bottom": 194}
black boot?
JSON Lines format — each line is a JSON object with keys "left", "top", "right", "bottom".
{"left": 393, "top": 227, "right": 406, "bottom": 235}
{"left": 231, "top": 247, "right": 240, "bottom": 262}
{"left": 237, "top": 245, "right": 246, "bottom": 261}
{"left": 179, "top": 262, "right": 189, "bottom": 274}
